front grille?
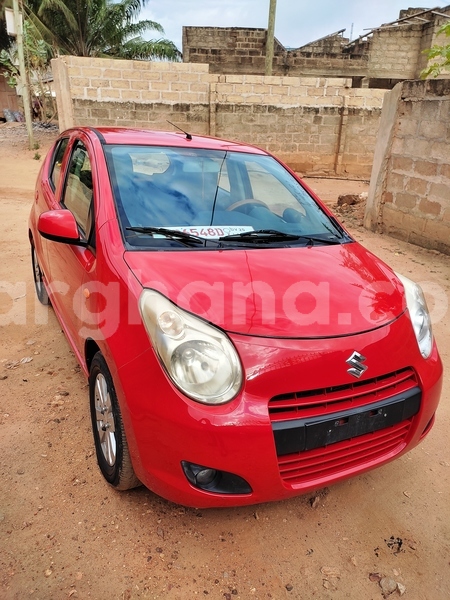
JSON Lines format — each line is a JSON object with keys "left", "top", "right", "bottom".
{"left": 269, "top": 367, "right": 418, "bottom": 422}
{"left": 269, "top": 368, "right": 419, "bottom": 486}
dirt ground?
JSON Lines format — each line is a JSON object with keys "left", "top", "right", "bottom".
{"left": 1, "top": 123, "right": 449, "bottom": 600}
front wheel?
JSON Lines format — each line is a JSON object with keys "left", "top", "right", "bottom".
{"left": 89, "top": 352, "right": 140, "bottom": 490}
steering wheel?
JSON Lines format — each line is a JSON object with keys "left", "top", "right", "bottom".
{"left": 226, "top": 198, "right": 269, "bottom": 213}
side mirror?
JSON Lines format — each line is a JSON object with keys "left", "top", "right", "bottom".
{"left": 38, "top": 210, "right": 87, "bottom": 246}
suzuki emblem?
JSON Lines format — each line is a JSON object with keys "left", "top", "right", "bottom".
{"left": 346, "top": 351, "right": 368, "bottom": 379}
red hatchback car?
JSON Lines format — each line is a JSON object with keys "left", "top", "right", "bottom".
{"left": 29, "top": 127, "right": 443, "bottom": 507}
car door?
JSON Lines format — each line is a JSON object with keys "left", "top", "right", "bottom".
{"left": 47, "top": 139, "right": 96, "bottom": 360}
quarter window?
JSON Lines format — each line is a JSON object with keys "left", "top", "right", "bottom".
{"left": 50, "top": 138, "right": 69, "bottom": 190}
{"left": 62, "top": 141, "right": 93, "bottom": 236}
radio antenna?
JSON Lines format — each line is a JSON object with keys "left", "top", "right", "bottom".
{"left": 167, "top": 120, "right": 192, "bottom": 140}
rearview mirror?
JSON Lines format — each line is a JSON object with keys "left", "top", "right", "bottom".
{"left": 38, "top": 210, "right": 87, "bottom": 246}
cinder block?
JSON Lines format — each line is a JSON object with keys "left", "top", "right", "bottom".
{"left": 121, "top": 90, "right": 142, "bottom": 101}
{"left": 439, "top": 163, "right": 450, "bottom": 181}
{"left": 419, "top": 121, "right": 442, "bottom": 139}
{"left": 288, "top": 86, "right": 308, "bottom": 97}
{"left": 429, "top": 182, "right": 449, "bottom": 202}
{"left": 189, "top": 83, "right": 209, "bottom": 93}
{"left": 103, "top": 69, "right": 123, "bottom": 79}
{"left": 265, "top": 75, "right": 283, "bottom": 85}
{"left": 70, "top": 87, "right": 85, "bottom": 99}
{"left": 90, "top": 78, "right": 111, "bottom": 89}
{"left": 83, "top": 67, "right": 102, "bottom": 77}
{"left": 131, "top": 80, "right": 150, "bottom": 91}
{"left": 392, "top": 156, "right": 414, "bottom": 173}
{"left": 430, "top": 140, "right": 450, "bottom": 162}
{"left": 162, "top": 72, "right": 179, "bottom": 83}
{"left": 162, "top": 92, "right": 181, "bottom": 102}
{"left": 225, "top": 75, "right": 244, "bottom": 84}
{"left": 247, "top": 95, "right": 266, "bottom": 103}
{"left": 394, "top": 192, "right": 417, "bottom": 210}
{"left": 100, "top": 89, "right": 121, "bottom": 100}
{"left": 91, "top": 108, "right": 110, "bottom": 119}
{"left": 406, "top": 177, "right": 429, "bottom": 197}
{"left": 170, "top": 82, "right": 190, "bottom": 92}
{"left": 418, "top": 198, "right": 442, "bottom": 216}
{"left": 225, "top": 95, "right": 245, "bottom": 103}
{"left": 140, "top": 91, "right": 162, "bottom": 101}
{"left": 151, "top": 82, "right": 170, "bottom": 91}
{"left": 403, "top": 137, "right": 432, "bottom": 158}
{"left": 121, "top": 69, "right": 141, "bottom": 81}
{"left": 72, "top": 77, "right": 90, "bottom": 88}
{"left": 111, "top": 79, "right": 130, "bottom": 89}
{"left": 67, "top": 67, "right": 81, "bottom": 77}
{"left": 282, "top": 76, "right": 300, "bottom": 87}
{"left": 413, "top": 159, "right": 438, "bottom": 178}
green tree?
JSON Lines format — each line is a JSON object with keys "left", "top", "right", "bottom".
{"left": 27, "top": 0, "right": 181, "bottom": 60}
{"left": 421, "top": 21, "right": 450, "bottom": 78}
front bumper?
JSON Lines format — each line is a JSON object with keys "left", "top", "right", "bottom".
{"left": 116, "top": 312, "right": 442, "bottom": 507}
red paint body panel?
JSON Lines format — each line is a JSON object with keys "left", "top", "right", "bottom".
{"left": 115, "top": 312, "right": 442, "bottom": 507}
{"left": 28, "top": 127, "right": 444, "bottom": 507}
{"left": 124, "top": 244, "right": 406, "bottom": 337}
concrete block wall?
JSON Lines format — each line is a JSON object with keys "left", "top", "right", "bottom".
{"left": 183, "top": 9, "right": 450, "bottom": 84}
{"left": 183, "top": 26, "right": 368, "bottom": 78}
{"left": 365, "top": 79, "right": 450, "bottom": 255}
{"left": 183, "top": 27, "right": 270, "bottom": 75}
{"left": 52, "top": 56, "right": 212, "bottom": 133}
{"left": 421, "top": 17, "right": 450, "bottom": 76}
{"left": 368, "top": 27, "right": 423, "bottom": 80}
{"left": 52, "top": 56, "right": 385, "bottom": 178}
{"left": 368, "top": 16, "right": 450, "bottom": 80}
{"left": 212, "top": 75, "right": 384, "bottom": 176}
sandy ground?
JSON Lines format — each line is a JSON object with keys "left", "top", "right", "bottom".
{"left": 0, "top": 123, "right": 449, "bottom": 600}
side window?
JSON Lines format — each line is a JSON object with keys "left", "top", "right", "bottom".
{"left": 61, "top": 141, "right": 93, "bottom": 237}
{"left": 50, "top": 138, "right": 69, "bottom": 190}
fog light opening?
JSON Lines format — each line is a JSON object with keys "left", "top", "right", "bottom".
{"left": 195, "top": 468, "right": 217, "bottom": 486}
{"left": 181, "top": 461, "right": 252, "bottom": 495}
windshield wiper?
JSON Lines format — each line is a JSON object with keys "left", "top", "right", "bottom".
{"left": 126, "top": 226, "right": 214, "bottom": 247}
{"left": 218, "top": 229, "right": 342, "bottom": 245}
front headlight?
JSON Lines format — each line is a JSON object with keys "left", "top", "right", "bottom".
{"left": 139, "top": 289, "right": 242, "bottom": 404}
{"left": 396, "top": 273, "right": 433, "bottom": 359}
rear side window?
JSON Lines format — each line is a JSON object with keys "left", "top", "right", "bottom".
{"left": 61, "top": 141, "right": 93, "bottom": 236}
{"left": 50, "top": 138, "right": 69, "bottom": 190}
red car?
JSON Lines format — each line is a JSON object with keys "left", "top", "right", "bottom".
{"left": 29, "top": 127, "right": 443, "bottom": 507}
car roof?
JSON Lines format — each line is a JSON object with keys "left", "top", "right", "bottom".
{"left": 69, "top": 127, "right": 268, "bottom": 155}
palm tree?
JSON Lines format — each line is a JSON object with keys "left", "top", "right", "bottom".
{"left": 27, "top": 0, "right": 181, "bottom": 60}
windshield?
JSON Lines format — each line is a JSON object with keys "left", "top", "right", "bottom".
{"left": 105, "top": 145, "right": 347, "bottom": 249}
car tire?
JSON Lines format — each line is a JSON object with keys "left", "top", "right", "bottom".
{"left": 89, "top": 352, "right": 141, "bottom": 490}
{"left": 31, "top": 242, "right": 49, "bottom": 305}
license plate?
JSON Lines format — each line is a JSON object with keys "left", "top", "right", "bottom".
{"left": 272, "top": 387, "right": 421, "bottom": 456}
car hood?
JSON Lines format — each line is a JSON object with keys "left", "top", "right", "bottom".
{"left": 124, "top": 243, "right": 406, "bottom": 338}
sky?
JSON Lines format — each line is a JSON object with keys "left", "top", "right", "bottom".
{"left": 142, "top": 1, "right": 444, "bottom": 51}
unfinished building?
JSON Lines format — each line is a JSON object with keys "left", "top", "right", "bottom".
{"left": 182, "top": 6, "right": 450, "bottom": 88}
